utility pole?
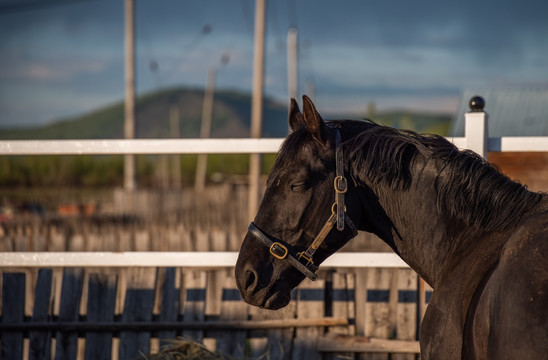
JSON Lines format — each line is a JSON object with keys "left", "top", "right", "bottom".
{"left": 124, "top": 0, "right": 136, "bottom": 191}
{"left": 195, "top": 68, "right": 216, "bottom": 192}
{"left": 170, "top": 105, "right": 181, "bottom": 189}
{"left": 287, "top": 27, "right": 298, "bottom": 104}
{"left": 248, "top": 0, "right": 266, "bottom": 221}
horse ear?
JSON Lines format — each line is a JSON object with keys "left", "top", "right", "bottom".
{"left": 289, "top": 98, "right": 304, "bottom": 132}
{"left": 302, "top": 95, "right": 328, "bottom": 144}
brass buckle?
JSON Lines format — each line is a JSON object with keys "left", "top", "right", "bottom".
{"left": 334, "top": 176, "right": 348, "bottom": 193}
{"left": 297, "top": 251, "right": 314, "bottom": 267}
{"left": 270, "top": 242, "right": 288, "bottom": 259}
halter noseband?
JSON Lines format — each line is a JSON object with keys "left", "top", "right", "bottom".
{"left": 248, "top": 128, "right": 357, "bottom": 281}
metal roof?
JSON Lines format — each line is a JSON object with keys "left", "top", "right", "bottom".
{"left": 450, "top": 88, "right": 548, "bottom": 137}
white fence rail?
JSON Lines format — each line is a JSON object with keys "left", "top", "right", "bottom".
{"left": 0, "top": 251, "right": 408, "bottom": 268}
{"left": 1, "top": 102, "right": 547, "bottom": 269}
{"left": 1, "top": 107, "right": 548, "bottom": 157}
{"left": 0, "top": 138, "right": 283, "bottom": 155}
{"left": 1, "top": 135, "right": 548, "bottom": 156}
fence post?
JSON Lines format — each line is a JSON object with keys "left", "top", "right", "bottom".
{"left": 464, "top": 96, "right": 488, "bottom": 160}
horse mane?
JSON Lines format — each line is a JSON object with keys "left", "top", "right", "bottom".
{"left": 338, "top": 120, "right": 542, "bottom": 232}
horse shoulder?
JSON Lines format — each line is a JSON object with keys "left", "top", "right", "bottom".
{"left": 468, "top": 219, "right": 548, "bottom": 359}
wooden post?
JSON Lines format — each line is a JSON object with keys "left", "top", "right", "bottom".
{"left": 248, "top": 0, "right": 266, "bottom": 221}
{"left": 465, "top": 96, "right": 488, "bottom": 160}
{"left": 124, "top": 0, "right": 136, "bottom": 191}
{"left": 195, "top": 68, "right": 216, "bottom": 192}
{"left": 170, "top": 105, "right": 181, "bottom": 189}
{"left": 287, "top": 27, "right": 298, "bottom": 125}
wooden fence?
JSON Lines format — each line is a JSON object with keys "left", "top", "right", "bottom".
{"left": 0, "top": 213, "right": 428, "bottom": 359}
{"left": 1, "top": 265, "right": 427, "bottom": 360}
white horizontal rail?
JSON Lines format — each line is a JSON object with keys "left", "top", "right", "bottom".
{"left": 0, "top": 136, "right": 547, "bottom": 155}
{"left": 487, "top": 137, "right": 548, "bottom": 152}
{"left": 0, "top": 251, "right": 409, "bottom": 269}
{"left": 0, "top": 138, "right": 284, "bottom": 155}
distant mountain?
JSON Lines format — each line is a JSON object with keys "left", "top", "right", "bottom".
{"left": 0, "top": 87, "right": 452, "bottom": 140}
{"left": 0, "top": 87, "right": 290, "bottom": 140}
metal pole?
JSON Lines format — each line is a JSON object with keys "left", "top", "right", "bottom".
{"left": 195, "top": 68, "right": 216, "bottom": 192}
{"left": 248, "top": 0, "right": 266, "bottom": 221}
{"left": 124, "top": 0, "right": 136, "bottom": 191}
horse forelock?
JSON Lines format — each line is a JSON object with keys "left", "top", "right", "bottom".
{"left": 338, "top": 120, "right": 542, "bottom": 232}
{"left": 267, "top": 127, "right": 331, "bottom": 186}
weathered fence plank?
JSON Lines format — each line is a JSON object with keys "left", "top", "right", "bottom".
{"left": 181, "top": 270, "right": 207, "bottom": 342}
{"left": 157, "top": 267, "right": 180, "bottom": 346}
{"left": 85, "top": 272, "right": 117, "bottom": 359}
{"left": 327, "top": 270, "right": 356, "bottom": 360}
{"left": 1, "top": 272, "right": 26, "bottom": 360}
{"left": 248, "top": 298, "right": 296, "bottom": 360}
{"left": 118, "top": 267, "right": 156, "bottom": 359}
{"left": 393, "top": 269, "right": 418, "bottom": 360}
{"left": 54, "top": 268, "right": 84, "bottom": 360}
{"left": 292, "top": 277, "right": 325, "bottom": 360}
{"left": 217, "top": 276, "right": 247, "bottom": 357}
{"left": 29, "top": 269, "right": 53, "bottom": 360}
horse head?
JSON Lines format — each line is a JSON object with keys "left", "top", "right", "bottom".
{"left": 235, "top": 96, "right": 360, "bottom": 309}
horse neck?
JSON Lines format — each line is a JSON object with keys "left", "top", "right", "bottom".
{"left": 356, "top": 157, "right": 494, "bottom": 288}
{"left": 340, "top": 121, "right": 541, "bottom": 287}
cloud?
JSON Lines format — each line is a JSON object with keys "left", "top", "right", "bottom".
{"left": 1, "top": 0, "right": 547, "bottom": 127}
{"left": 0, "top": 56, "right": 111, "bottom": 83}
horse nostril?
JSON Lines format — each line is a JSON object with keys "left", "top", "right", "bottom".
{"left": 244, "top": 269, "right": 257, "bottom": 291}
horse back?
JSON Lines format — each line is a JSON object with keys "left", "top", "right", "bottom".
{"left": 464, "top": 212, "right": 548, "bottom": 359}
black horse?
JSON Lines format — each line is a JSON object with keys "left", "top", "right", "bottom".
{"left": 235, "top": 96, "right": 548, "bottom": 359}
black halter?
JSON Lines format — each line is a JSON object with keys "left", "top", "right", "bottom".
{"left": 248, "top": 128, "right": 357, "bottom": 280}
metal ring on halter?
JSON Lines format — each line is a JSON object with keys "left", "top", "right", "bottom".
{"left": 334, "top": 176, "right": 348, "bottom": 193}
{"left": 331, "top": 202, "right": 346, "bottom": 215}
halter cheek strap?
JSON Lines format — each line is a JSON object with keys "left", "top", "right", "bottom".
{"left": 247, "top": 128, "right": 357, "bottom": 281}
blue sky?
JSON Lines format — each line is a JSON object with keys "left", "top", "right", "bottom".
{"left": 1, "top": 0, "right": 547, "bottom": 128}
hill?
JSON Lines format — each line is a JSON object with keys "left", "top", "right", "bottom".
{"left": 0, "top": 87, "right": 452, "bottom": 140}
{"left": 0, "top": 87, "right": 290, "bottom": 140}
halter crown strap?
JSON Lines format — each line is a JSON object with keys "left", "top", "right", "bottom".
{"left": 334, "top": 129, "right": 347, "bottom": 231}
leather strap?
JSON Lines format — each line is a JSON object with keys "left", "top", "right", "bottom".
{"left": 248, "top": 222, "right": 319, "bottom": 280}
{"left": 334, "top": 129, "right": 347, "bottom": 231}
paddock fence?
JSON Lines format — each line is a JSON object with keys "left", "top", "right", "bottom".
{"left": 1, "top": 100, "right": 548, "bottom": 360}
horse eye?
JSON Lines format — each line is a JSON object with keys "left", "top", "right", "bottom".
{"left": 290, "top": 181, "right": 308, "bottom": 192}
